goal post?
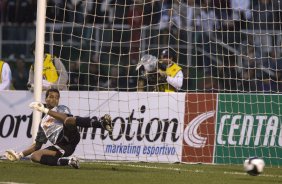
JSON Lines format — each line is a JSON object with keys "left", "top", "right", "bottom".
{"left": 35, "top": 0, "right": 282, "bottom": 166}
{"left": 31, "top": 0, "right": 46, "bottom": 143}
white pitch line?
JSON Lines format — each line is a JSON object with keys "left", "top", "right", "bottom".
{"left": 87, "top": 162, "right": 282, "bottom": 178}
{"left": 224, "top": 171, "right": 282, "bottom": 178}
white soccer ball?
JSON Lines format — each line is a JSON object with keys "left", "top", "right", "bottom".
{"left": 243, "top": 157, "right": 265, "bottom": 176}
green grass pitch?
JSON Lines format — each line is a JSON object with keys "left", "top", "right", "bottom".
{"left": 0, "top": 160, "right": 281, "bottom": 184}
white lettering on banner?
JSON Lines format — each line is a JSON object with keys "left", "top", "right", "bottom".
{"left": 217, "top": 114, "right": 230, "bottom": 145}
{"left": 217, "top": 115, "right": 282, "bottom": 146}
{"left": 104, "top": 143, "right": 176, "bottom": 156}
{"left": 228, "top": 115, "right": 241, "bottom": 145}
{"left": 264, "top": 116, "right": 279, "bottom": 146}
{"left": 239, "top": 115, "right": 254, "bottom": 145}
{"left": 255, "top": 116, "right": 267, "bottom": 145}
{"left": 183, "top": 111, "right": 215, "bottom": 148}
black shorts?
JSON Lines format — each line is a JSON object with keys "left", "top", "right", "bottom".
{"left": 45, "top": 126, "right": 80, "bottom": 157}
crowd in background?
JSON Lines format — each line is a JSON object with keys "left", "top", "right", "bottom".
{"left": 1, "top": 0, "right": 282, "bottom": 93}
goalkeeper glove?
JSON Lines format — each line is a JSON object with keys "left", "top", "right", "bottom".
{"left": 100, "top": 114, "right": 113, "bottom": 132}
{"left": 5, "top": 150, "right": 23, "bottom": 161}
{"left": 29, "top": 102, "right": 49, "bottom": 114}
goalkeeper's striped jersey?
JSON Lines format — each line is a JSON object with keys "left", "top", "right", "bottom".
{"left": 36, "top": 105, "right": 71, "bottom": 145}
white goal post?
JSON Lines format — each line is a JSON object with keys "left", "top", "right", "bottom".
{"left": 31, "top": 0, "right": 46, "bottom": 142}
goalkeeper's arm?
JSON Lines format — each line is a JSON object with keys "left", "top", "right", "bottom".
{"left": 6, "top": 142, "right": 43, "bottom": 161}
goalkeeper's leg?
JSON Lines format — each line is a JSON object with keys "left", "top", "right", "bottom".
{"left": 39, "top": 155, "right": 79, "bottom": 169}
{"left": 31, "top": 146, "right": 79, "bottom": 169}
{"left": 64, "top": 114, "right": 113, "bottom": 132}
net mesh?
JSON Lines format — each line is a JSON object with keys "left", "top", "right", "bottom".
{"left": 43, "top": 0, "right": 282, "bottom": 166}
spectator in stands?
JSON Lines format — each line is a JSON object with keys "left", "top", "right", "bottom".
{"left": 12, "top": 57, "right": 29, "bottom": 90}
{"left": 27, "top": 42, "right": 68, "bottom": 91}
{"left": 157, "top": 49, "right": 183, "bottom": 92}
{"left": 0, "top": 59, "right": 12, "bottom": 90}
{"left": 136, "top": 49, "right": 183, "bottom": 92}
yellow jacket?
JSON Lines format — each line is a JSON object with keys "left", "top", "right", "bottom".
{"left": 42, "top": 54, "right": 59, "bottom": 83}
{"left": 30, "top": 54, "right": 59, "bottom": 83}
{"left": 157, "top": 63, "right": 182, "bottom": 92}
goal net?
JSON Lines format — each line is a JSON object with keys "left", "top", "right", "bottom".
{"left": 41, "top": 0, "right": 282, "bottom": 166}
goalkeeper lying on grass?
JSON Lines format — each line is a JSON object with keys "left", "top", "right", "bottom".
{"left": 5, "top": 88, "right": 113, "bottom": 169}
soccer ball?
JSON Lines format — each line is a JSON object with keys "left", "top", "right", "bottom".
{"left": 243, "top": 157, "right": 265, "bottom": 176}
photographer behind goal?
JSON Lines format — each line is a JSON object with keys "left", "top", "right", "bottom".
{"left": 136, "top": 49, "right": 183, "bottom": 92}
